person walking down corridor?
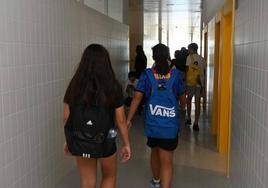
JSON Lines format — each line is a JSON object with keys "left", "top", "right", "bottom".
{"left": 127, "top": 43, "right": 186, "bottom": 188}
{"left": 135, "top": 45, "right": 147, "bottom": 78}
{"left": 185, "top": 43, "right": 206, "bottom": 131}
{"left": 124, "top": 71, "right": 137, "bottom": 107}
{"left": 171, "top": 50, "right": 188, "bottom": 79}
{"left": 63, "top": 44, "right": 131, "bottom": 188}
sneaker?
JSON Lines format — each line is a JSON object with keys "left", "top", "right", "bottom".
{"left": 185, "top": 118, "right": 191, "bottom": 125}
{"left": 193, "top": 123, "right": 199, "bottom": 131}
{"left": 150, "top": 179, "right": 161, "bottom": 188}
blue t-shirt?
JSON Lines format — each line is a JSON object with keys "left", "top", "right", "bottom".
{"left": 136, "top": 68, "right": 185, "bottom": 100}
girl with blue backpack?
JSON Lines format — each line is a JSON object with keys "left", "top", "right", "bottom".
{"left": 127, "top": 43, "right": 186, "bottom": 188}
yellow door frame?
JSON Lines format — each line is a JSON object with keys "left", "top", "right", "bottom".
{"left": 211, "top": 21, "right": 221, "bottom": 136}
{"left": 203, "top": 31, "right": 208, "bottom": 110}
{"left": 226, "top": 0, "right": 235, "bottom": 178}
{"left": 217, "top": 9, "right": 232, "bottom": 154}
{"left": 210, "top": 0, "right": 235, "bottom": 176}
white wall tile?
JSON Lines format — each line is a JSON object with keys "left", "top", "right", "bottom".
{"left": 0, "top": 119, "right": 3, "bottom": 144}
{"left": 231, "top": 0, "right": 268, "bottom": 187}
{"left": 0, "top": 0, "right": 129, "bottom": 187}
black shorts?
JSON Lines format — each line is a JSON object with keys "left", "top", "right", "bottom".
{"left": 101, "top": 141, "right": 117, "bottom": 158}
{"left": 147, "top": 136, "right": 178, "bottom": 151}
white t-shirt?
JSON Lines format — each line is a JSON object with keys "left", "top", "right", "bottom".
{"left": 186, "top": 54, "right": 206, "bottom": 87}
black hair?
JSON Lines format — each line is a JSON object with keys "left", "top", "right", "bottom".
{"left": 64, "top": 44, "right": 123, "bottom": 107}
{"left": 136, "top": 45, "right": 144, "bottom": 55}
{"left": 174, "top": 50, "right": 180, "bottom": 58}
{"left": 188, "top": 43, "right": 198, "bottom": 52}
{"left": 152, "top": 43, "right": 170, "bottom": 75}
{"left": 128, "top": 71, "right": 136, "bottom": 79}
{"left": 181, "top": 47, "right": 187, "bottom": 51}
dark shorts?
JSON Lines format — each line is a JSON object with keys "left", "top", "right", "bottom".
{"left": 186, "top": 85, "right": 202, "bottom": 97}
{"left": 147, "top": 136, "right": 178, "bottom": 151}
{"left": 101, "top": 141, "right": 117, "bottom": 158}
{"left": 67, "top": 135, "right": 117, "bottom": 158}
{"left": 124, "top": 97, "right": 133, "bottom": 107}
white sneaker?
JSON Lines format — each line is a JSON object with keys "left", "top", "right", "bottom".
{"left": 150, "top": 179, "right": 161, "bottom": 188}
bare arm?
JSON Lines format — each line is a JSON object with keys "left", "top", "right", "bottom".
{"left": 127, "top": 91, "right": 144, "bottom": 123}
{"left": 115, "top": 106, "right": 131, "bottom": 162}
{"left": 115, "top": 106, "right": 130, "bottom": 147}
{"left": 63, "top": 103, "right": 70, "bottom": 155}
{"left": 63, "top": 103, "right": 70, "bottom": 125}
{"left": 179, "top": 94, "right": 186, "bottom": 105}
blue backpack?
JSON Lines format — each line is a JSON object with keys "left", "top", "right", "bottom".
{"left": 144, "top": 68, "right": 180, "bottom": 139}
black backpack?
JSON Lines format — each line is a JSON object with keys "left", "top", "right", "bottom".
{"left": 64, "top": 101, "right": 117, "bottom": 158}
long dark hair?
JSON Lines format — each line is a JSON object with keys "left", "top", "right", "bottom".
{"left": 64, "top": 44, "right": 123, "bottom": 107}
{"left": 152, "top": 43, "right": 170, "bottom": 75}
{"left": 136, "top": 45, "right": 145, "bottom": 55}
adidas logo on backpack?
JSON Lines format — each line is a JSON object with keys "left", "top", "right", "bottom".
{"left": 86, "top": 120, "right": 93, "bottom": 126}
{"left": 64, "top": 103, "right": 116, "bottom": 158}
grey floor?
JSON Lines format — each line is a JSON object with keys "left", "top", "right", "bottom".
{"left": 56, "top": 106, "right": 231, "bottom": 188}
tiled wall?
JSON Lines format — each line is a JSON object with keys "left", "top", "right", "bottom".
{"left": 0, "top": 0, "right": 129, "bottom": 188}
{"left": 84, "top": 0, "right": 107, "bottom": 14}
{"left": 230, "top": 0, "right": 268, "bottom": 187}
{"left": 84, "top": 0, "right": 124, "bottom": 23}
{"left": 108, "top": 0, "right": 123, "bottom": 23}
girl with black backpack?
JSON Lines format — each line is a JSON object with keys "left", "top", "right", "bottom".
{"left": 63, "top": 44, "right": 131, "bottom": 188}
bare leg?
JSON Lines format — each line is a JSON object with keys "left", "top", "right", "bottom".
{"left": 159, "top": 148, "right": 174, "bottom": 188}
{"left": 194, "top": 96, "right": 201, "bottom": 124}
{"left": 187, "top": 95, "right": 193, "bottom": 120}
{"left": 179, "top": 95, "right": 186, "bottom": 111}
{"left": 99, "top": 153, "right": 117, "bottom": 188}
{"left": 151, "top": 148, "right": 160, "bottom": 180}
{"left": 76, "top": 157, "right": 97, "bottom": 188}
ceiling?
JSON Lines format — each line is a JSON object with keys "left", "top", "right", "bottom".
{"left": 140, "top": 0, "right": 224, "bottom": 60}
{"left": 143, "top": 0, "right": 225, "bottom": 24}
{"left": 203, "top": 0, "right": 225, "bottom": 23}
{"left": 144, "top": 0, "right": 201, "bottom": 13}
{"left": 142, "top": 0, "right": 203, "bottom": 61}
{"left": 143, "top": 0, "right": 202, "bottom": 32}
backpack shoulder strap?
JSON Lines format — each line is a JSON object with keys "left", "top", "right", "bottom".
{"left": 190, "top": 54, "right": 194, "bottom": 63}
{"left": 145, "top": 68, "right": 158, "bottom": 91}
{"left": 166, "top": 69, "right": 178, "bottom": 89}
{"left": 191, "top": 54, "right": 199, "bottom": 64}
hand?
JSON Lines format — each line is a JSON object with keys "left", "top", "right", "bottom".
{"left": 120, "top": 145, "right": 131, "bottom": 163}
{"left": 63, "top": 142, "right": 71, "bottom": 156}
{"left": 126, "top": 120, "right": 132, "bottom": 129}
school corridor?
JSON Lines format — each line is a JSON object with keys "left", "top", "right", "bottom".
{"left": 57, "top": 107, "right": 230, "bottom": 188}
{"left": 0, "top": 0, "right": 268, "bottom": 188}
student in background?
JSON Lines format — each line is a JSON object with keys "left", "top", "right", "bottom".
{"left": 171, "top": 50, "right": 187, "bottom": 77}
{"left": 124, "top": 71, "right": 137, "bottom": 107}
{"left": 135, "top": 45, "right": 147, "bottom": 79}
{"left": 185, "top": 43, "right": 206, "bottom": 131}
